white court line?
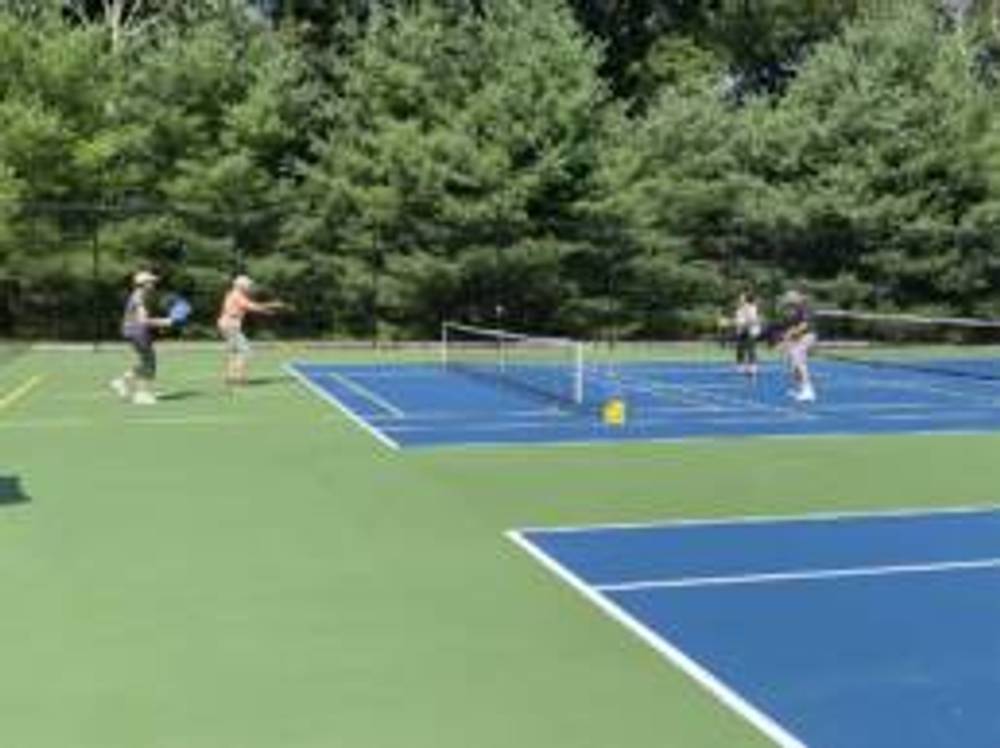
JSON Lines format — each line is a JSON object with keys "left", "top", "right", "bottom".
{"left": 51, "top": 387, "right": 294, "bottom": 403}
{"left": 386, "top": 420, "right": 585, "bottom": 433}
{"left": 405, "top": 426, "right": 1000, "bottom": 451}
{"left": 375, "top": 398, "right": 1000, "bottom": 425}
{"left": 617, "top": 363, "right": 783, "bottom": 376}
{"left": 828, "top": 368, "right": 1000, "bottom": 403}
{"left": 336, "top": 368, "right": 441, "bottom": 380}
{"left": 516, "top": 503, "right": 1000, "bottom": 536}
{"left": 685, "top": 381, "right": 787, "bottom": 393}
{"left": 680, "top": 384, "right": 993, "bottom": 410}
{"left": 119, "top": 415, "right": 256, "bottom": 426}
{"left": 387, "top": 413, "right": 805, "bottom": 434}
{"left": 620, "top": 363, "right": 1000, "bottom": 413}
{"left": 824, "top": 400, "right": 1000, "bottom": 412}
{"left": 285, "top": 364, "right": 400, "bottom": 450}
{"left": 367, "top": 407, "right": 563, "bottom": 422}
{"left": 507, "top": 530, "right": 808, "bottom": 748}
{"left": 385, "top": 419, "right": 582, "bottom": 432}
{"left": 873, "top": 411, "right": 1000, "bottom": 422}
{"left": 605, "top": 374, "right": 724, "bottom": 413}
{"left": 117, "top": 415, "right": 323, "bottom": 427}
{"left": 597, "top": 557, "right": 1000, "bottom": 592}
{"left": 321, "top": 370, "right": 406, "bottom": 417}
{"left": 0, "top": 415, "right": 335, "bottom": 430}
{"left": 613, "top": 370, "right": 816, "bottom": 421}
{"left": 0, "top": 417, "right": 92, "bottom": 429}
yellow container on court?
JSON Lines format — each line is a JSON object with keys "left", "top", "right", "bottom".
{"left": 602, "top": 396, "right": 627, "bottom": 426}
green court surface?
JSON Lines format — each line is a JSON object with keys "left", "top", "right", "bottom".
{"left": 1, "top": 344, "right": 998, "bottom": 748}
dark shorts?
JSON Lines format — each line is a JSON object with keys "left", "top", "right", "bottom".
{"left": 124, "top": 329, "right": 156, "bottom": 380}
{"left": 735, "top": 330, "right": 758, "bottom": 364}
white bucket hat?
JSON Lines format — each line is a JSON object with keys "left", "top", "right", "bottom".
{"left": 133, "top": 270, "right": 158, "bottom": 287}
{"left": 780, "top": 290, "right": 804, "bottom": 306}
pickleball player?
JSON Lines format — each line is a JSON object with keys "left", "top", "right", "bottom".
{"left": 111, "top": 270, "right": 173, "bottom": 405}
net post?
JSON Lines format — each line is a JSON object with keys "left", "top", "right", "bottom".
{"left": 441, "top": 321, "right": 448, "bottom": 367}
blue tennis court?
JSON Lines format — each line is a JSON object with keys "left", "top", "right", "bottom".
{"left": 288, "top": 356, "right": 1000, "bottom": 449}
{"left": 511, "top": 507, "right": 1000, "bottom": 748}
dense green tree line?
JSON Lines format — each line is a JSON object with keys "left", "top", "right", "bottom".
{"left": 2, "top": 0, "right": 1000, "bottom": 339}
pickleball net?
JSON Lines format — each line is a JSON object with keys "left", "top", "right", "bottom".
{"left": 813, "top": 309, "right": 1000, "bottom": 381}
{"left": 441, "top": 321, "right": 585, "bottom": 406}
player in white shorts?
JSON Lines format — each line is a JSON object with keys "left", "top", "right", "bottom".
{"left": 217, "top": 275, "right": 287, "bottom": 386}
{"left": 780, "top": 290, "right": 817, "bottom": 402}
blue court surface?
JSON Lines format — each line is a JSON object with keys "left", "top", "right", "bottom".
{"left": 511, "top": 507, "right": 1000, "bottom": 748}
{"left": 288, "top": 357, "right": 1000, "bottom": 449}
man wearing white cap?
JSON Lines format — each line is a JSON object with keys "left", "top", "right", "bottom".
{"left": 111, "top": 270, "right": 173, "bottom": 405}
{"left": 217, "top": 275, "right": 285, "bottom": 386}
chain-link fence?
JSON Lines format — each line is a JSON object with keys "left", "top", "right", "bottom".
{"left": 0, "top": 199, "right": 800, "bottom": 344}
{"left": 1, "top": 199, "right": 296, "bottom": 342}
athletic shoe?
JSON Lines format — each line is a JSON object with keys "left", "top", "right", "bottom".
{"left": 110, "top": 378, "right": 129, "bottom": 399}
{"left": 132, "top": 391, "right": 157, "bottom": 405}
{"left": 794, "top": 388, "right": 816, "bottom": 403}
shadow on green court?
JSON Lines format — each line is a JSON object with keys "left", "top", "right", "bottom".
{"left": 244, "top": 375, "right": 290, "bottom": 387}
{"left": 157, "top": 389, "right": 205, "bottom": 402}
{"left": 0, "top": 475, "right": 29, "bottom": 506}
{"left": 224, "top": 375, "right": 290, "bottom": 390}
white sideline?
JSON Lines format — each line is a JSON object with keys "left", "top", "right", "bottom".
{"left": 508, "top": 505, "right": 1000, "bottom": 746}
{"left": 507, "top": 529, "right": 807, "bottom": 748}
{"left": 285, "top": 363, "right": 400, "bottom": 450}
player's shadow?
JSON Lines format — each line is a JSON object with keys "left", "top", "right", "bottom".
{"left": 224, "top": 376, "right": 289, "bottom": 392}
{"left": 157, "top": 389, "right": 204, "bottom": 402}
{"left": 0, "top": 476, "right": 30, "bottom": 506}
{"left": 243, "top": 375, "right": 289, "bottom": 388}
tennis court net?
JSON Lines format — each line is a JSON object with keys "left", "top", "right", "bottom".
{"left": 441, "top": 322, "right": 585, "bottom": 406}
{"left": 813, "top": 309, "right": 1000, "bottom": 381}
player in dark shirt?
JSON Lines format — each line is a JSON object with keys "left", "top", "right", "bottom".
{"left": 780, "top": 290, "right": 817, "bottom": 402}
{"left": 111, "top": 271, "right": 173, "bottom": 405}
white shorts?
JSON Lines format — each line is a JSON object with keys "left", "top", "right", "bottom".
{"left": 787, "top": 333, "right": 816, "bottom": 368}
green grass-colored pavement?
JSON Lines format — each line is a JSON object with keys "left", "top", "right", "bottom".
{"left": 1, "top": 345, "right": 998, "bottom": 747}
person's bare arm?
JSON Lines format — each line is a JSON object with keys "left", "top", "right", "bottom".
{"left": 246, "top": 299, "right": 289, "bottom": 314}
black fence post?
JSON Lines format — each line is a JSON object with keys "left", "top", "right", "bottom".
{"left": 91, "top": 211, "right": 101, "bottom": 351}
{"left": 370, "top": 230, "right": 381, "bottom": 347}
